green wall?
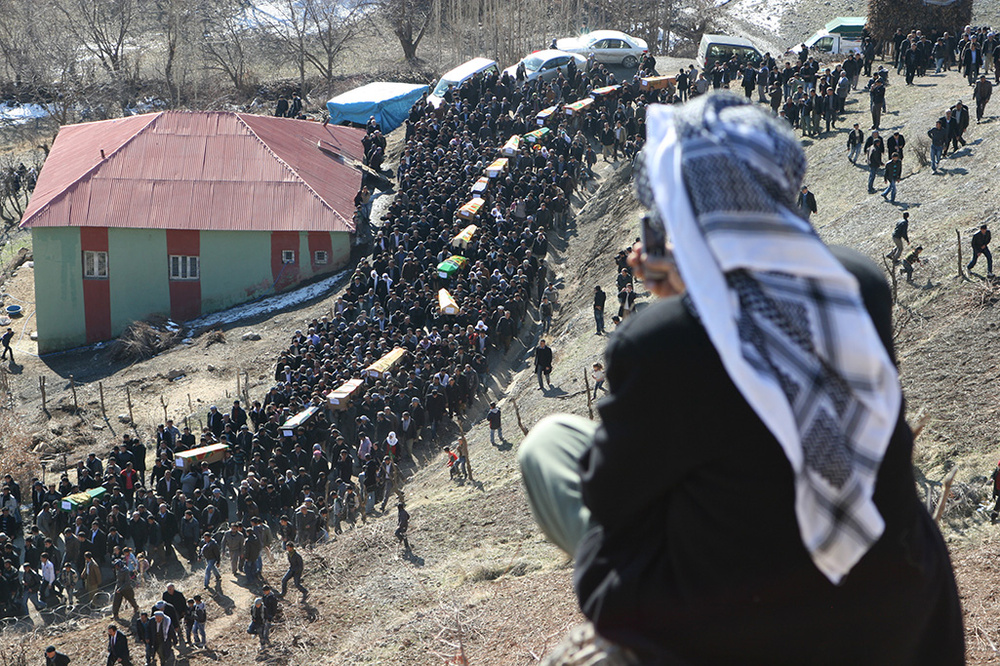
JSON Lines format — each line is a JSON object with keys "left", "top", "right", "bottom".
{"left": 199, "top": 230, "right": 273, "bottom": 313}
{"left": 330, "top": 232, "right": 350, "bottom": 272}
{"left": 33, "top": 227, "right": 86, "bottom": 353}
{"left": 108, "top": 228, "right": 171, "bottom": 334}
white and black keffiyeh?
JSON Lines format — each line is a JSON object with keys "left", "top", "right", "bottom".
{"left": 637, "top": 93, "right": 902, "bottom": 584}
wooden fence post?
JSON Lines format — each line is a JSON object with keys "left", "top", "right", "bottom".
{"left": 159, "top": 395, "right": 168, "bottom": 424}
{"left": 99, "top": 381, "right": 106, "bottom": 419}
{"left": 69, "top": 375, "right": 78, "bottom": 414}
{"left": 39, "top": 376, "right": 46, "bottom": 412}
{"left": 512, "top": 396, "right": 528, "bottom": 436}
{"left": 125, "top": 386, "right": 134, "bottom": 427}
{"left": 957, "top": 229, "right": 963, "bottom": 278}
{"left": 583, "top": 367, "right": 593, "bottom": 419}
{"left": 934, "top": 467, "right": 958, "bottom": 523}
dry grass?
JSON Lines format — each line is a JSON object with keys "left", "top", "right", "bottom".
{"left": 110, "top": 318, "right": 182, "bottom": 362}
{"left": 204, "top": 329, "right": 226, "bottom": 348}
{"left": 0, "top": 409, "right": 40, "bottom": 490}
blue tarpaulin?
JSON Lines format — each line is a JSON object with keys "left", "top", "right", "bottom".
{"left": 326, "top": 82, "right": 429, "bottom": 134}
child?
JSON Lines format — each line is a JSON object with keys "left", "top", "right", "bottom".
{"left": 443, "top": 447, "right": 460, "bottom": 479}
{"left": 592, "top": 363, "right": 606, "bottom": 399}
{"left": 185, "top": 598, "right": 196, "bottom": 647}
{"left": 901, "top": 245, "right": 923, "bottom": 281}
{"left": 192, "top": 595, "right": 207, "bottom": 647}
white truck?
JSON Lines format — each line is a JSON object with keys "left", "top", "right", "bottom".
{"left": 788, "top": 17, "right": 866, "bottom": 56}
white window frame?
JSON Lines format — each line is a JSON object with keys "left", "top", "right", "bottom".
{"left": 169, "top": 255, "right": 200, "bottom": 281}
{"left": 83, "top": 251, "right": 108, "bottom": 279}
{"left": 282, "top": 250, "right": 296, "bottom": 264}
{"left": 314, "top": 250, "right": 329, "bottom": 265}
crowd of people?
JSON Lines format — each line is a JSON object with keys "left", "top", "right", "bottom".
{"left": 2, "top": 40, "right": 671, "bottom": 663}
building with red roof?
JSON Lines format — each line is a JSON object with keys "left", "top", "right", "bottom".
{"left": 21, "top": 111, "right": 365, "bottom": 352}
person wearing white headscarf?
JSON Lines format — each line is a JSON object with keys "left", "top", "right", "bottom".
{"left": 518, "top": 93, "right": 963, "bottom": 664}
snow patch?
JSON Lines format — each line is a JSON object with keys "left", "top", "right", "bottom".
{"left": 727, "top": 0, "right": 797, "bottom": 35}
{"left": 0, "top": 103, "right": 48, "bottom": 126}
{"left": 185, "top": 269, "right": 350, "bottom": 333}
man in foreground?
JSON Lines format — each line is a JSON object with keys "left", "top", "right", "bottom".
{"left": 519, "top": 94, "right": 963, "bottom": 665}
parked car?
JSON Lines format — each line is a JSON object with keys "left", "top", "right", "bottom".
{"left": 502, "top": 50, "right": 588, "bottom": 85}
{"left": 696, "top": 34, "right": 764, "bottom": 70}
{"left": 428, "top": 57, "right": 500, "bottom": 107}
{"left": 555, "top": 30, "right": 648, "bottom": 68}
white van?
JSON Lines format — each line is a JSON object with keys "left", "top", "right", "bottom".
{"left": 697, "top": 34, "right": 764, "bottom": 70}
{"left": 428, "top": 57, "right": 500, "bottom": 108}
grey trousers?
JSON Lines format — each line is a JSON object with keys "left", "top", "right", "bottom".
{"left": 517, "top": 414, "right": 595, "bottom": 555}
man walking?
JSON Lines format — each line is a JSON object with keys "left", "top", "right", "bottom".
{"left": 395, "top": 502, "right": 411, "bottom": 552}
{"left": 797, "top": 186, "right": 817, "bottom": 220}
{"left": 968, "top": 224, "right": 994, "bottom": 277}
{"left": 901, "top": 246, "right": 923, "bottom": 281}
{"left": 865, "top": 131, "right": 884, "bottom": 193}
{"left": 280, "top": 542, "right": 307, "bottom": 600}
{"left": 927, "top": 120, "right": 948, "bottom": 173}
{"left": 111, "top": 560, "right": 140, "bottom": 621}
{"left": 106, "top": 624, "right": 132, "bottom": 666}
{"left": 847, "top": 123, "right": 864, "bottom": 163}
{"left": 888, "top": 212, "right": 910, "bottom": 262}
{"left": 0, "top": 327, "right": 13, "bottom": 363}
{"left": 534, "top": 340, "right": 553, "bottom": 391}
{"left": 974, "top": 74, "right": 992, "bottom": 122}
{"left": 200, "top": 532, "right": 222, "bottom": 589}
{"left": 593, "top": 286, "right": 606, "bottom": 334}
{"left": 487, "top": 403, "right": 503, "bottom": 445}
{"left": 882, "top": 152, "right": 902, "bottom": 203}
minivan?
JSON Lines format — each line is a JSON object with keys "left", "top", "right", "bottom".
{"left": 697, "top": 34, "right": 764, "bottom": 70}
{"left": 428, "top": 57, "right": 500, "bottom": 107}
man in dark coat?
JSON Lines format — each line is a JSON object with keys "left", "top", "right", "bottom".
{"left": 968, "top": 224, "right": 993, "bottom": 276}
{"left": 533, "top": 340, "right": 553, "bottom": 391}
{"left": 974, "top": 74, "right": 992, "bottom": 122}
{"left": 106, "top": 624, "right": 131, "bottom": 666}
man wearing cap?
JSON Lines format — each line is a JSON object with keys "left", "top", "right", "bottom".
{"left": 221, "top": 523, "right": 245, "bottom": 575}
{"left": 111, "top": 558, "right": 140, "bottom": 620}
{"left": 106, "top": 624, "right": 131, "bottom": 666}
{"left": 518, "top": 94, "right": 963, "bottom": 663}
{"left": 82, "top": 552, "right": 101, "bottom": 607}
{"left": 149, "top": 610, "right": 173, "bottom": 665}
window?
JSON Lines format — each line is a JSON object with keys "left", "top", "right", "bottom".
{"left": 815, "top": 36, "right": 834, "bottom": 52}
{"left": 282, "top": 250, "right": 296, "bottom": 264}
{"left": 83, "top": 251, "right": 108, "bottom": 279}
{"left": 314, "top": 250, "right": 329, "bottom": 265}
{"left": 169, "top": 255, "right": 199, "bottom": 280}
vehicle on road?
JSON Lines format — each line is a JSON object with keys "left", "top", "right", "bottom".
{"left": 555, "top": 30, "right": 648, "bottom": 69}
{"left": 502, "top": 50, "right": 588, "bottom": 85}
{"left": 697, "top": 34, "right": 763, "bottom": 70}
{"left": 428, "top": 57, "right": 500, "bottom": 107}
{"left": 788, "top": 18, "right": 867, "bottom": 56}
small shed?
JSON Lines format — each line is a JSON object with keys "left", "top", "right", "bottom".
{"left": 326, "top": 82, "right": 429, "bottom": 133}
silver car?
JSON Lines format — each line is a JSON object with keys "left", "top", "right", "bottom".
{"left": 502, "top": 49, "right": 588, "bottom": 85}
{"left": 555, "top": 30, "right": 648, "bottom": 69}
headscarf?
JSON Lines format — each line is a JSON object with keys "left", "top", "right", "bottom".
{"left": 638, "top": 93, "right": 901, "bottom": 584}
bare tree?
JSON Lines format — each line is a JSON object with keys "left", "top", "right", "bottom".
{"left": 379, "top": 0, "right": 432, "bottom": 62}
{"left": 304, "top": 0, "right": 367, "bottom": 83}
{"left": 199, "top": 0, "right": 256, "bottom": 93}
{"left": 47, "top": 0, "right": 142, "bottom": 106}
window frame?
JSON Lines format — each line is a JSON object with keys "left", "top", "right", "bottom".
{"left": 314, "top": 250, "right": 329, "bottom": 265}
{"left": 281, "top": 249, "right": 296, "bottom": 265}
{"left": 83, "top": 250, "right": 108, "bottom": 279}
{"left": 168, "top": 255, "right": 200, "bottom": 281}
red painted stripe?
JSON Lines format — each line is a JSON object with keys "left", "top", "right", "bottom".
{"left": 271, "top": 231, "right": 300, "bottom": 291}
{"left": 79, "top": 227, "right": 111, "bottom": 343}
{"left": 166, "top": 230, "right": 201, "bottom": 321}
{"left": 308, "top": 232, "right": 333, "bottom": 273}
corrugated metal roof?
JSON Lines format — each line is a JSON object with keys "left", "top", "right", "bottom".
{"left": 21, "top": 111, "right": 366, "bottom": 233}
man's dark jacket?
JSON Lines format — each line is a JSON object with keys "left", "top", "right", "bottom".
{"left": 574, "top": 247, "right": 964, "bottom": 664}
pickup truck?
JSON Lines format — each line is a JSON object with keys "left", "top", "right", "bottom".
{"left": 789, "top": 31, "right": 862, "bottom": 56}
